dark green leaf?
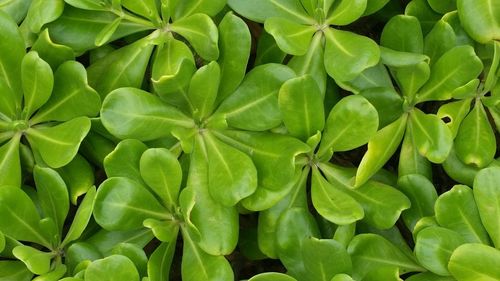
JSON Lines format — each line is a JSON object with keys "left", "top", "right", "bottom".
{"left": 397, "top": 174, "right": 437, "bottom": 231}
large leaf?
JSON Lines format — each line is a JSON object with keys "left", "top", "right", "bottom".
{"left": 456, "top": 0, "right": 500, "bottom": 43}
{"left": 85, "top": 255, "right": 140, "bottom": 281}
{"left": 380, "top": 15, "right": 423, "bottom": 53}
{"left": 30, "top": 61, "right": 101, "bottom": 124}
{"left": 21, "top": 51, "right": 53, "bottom": 118}
{"left": 33, "top": 166, "right": 69, "bottom": 234}
{"left": 101, "top": 87, "right": 194, "bottom": 141}
{"left": 203, "top": 132, "right": 257, "bottom": 206}
{"left": 324, "top": 28, "right": 380, "bottom": 82}
{"left": 87, "top": 38, "right": 154, "bottom": 98}
{"left": 435, "top": 185, "right": 491, "bottom": 244}
{"left": 278, "top": 75, "right": 325, "bottom": 141}
{"left": 0, "top": 186, "right": 50, "bottom": 247}
{"left": 0, "top": 10, "right": 24, "bottom": 118}
{"left": 455, "top": 102, "right": 496, "bottom": 168}
{"left": 449, "top": 243, "right": 500, "bottom": 281}
{"left": 473, "top": 167, "right": 500, "bottom": 248}
{"left": 216, "top": 64, "right": 295, "bottom": 131}
{"left": 264, "top": 17, "right": 316, "bottom": 56}
{"left": 0, "top": 261, "right": 32, "bottom": 281}
{"left": 12, "top": 245, "right": 52, "bottom": 275}
{"left": 302, "top": 237, "right": 352, "bottom": 281}
{"left": 94, "top": 177, "right": 170, "bottom": 231}
{"left": 416, "top": 46, "right": 483, "bottom": 102}
{"left": 0, "top": 136, "right": 21, "bottom": 187}
{"left": 227, "top": 0, "right": 315, "bottom": 24}
{"left": 356, "top": 114, "right": 407, "bottom": 187}
{"left": 26, "top": 117, "right": 91, "bottom": 168}
{"left": 217, "top": 11, "right": 251, "bottom": 102}
{"left": 318, "top": 95, "right": 378, "bottom": 157}
{"left": 0, "top": 0, "right": 31, "bottom": 23}
{"left": 170, "top": 13, "right": 219, "bottom": 61}
{"left": 397, "top": 174, "right": 437, "bottom": 231}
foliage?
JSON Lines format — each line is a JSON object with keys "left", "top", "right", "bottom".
{"left": 0, "top": 0, "right": 499, "bottom": 280}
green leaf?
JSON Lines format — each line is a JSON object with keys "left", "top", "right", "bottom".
{"left": 456, "top": 0, "right": 500, "bottom": 43}
{"left": 64, "top": 0, "right": 109, "bottom": 10}
{"left": 380, "top": 15, "right": 423, "bottom": 53}
{"left": 302, "top": 237, "right": 352, "bottom": 281}
{"left": 0, "top": 231, "right": 4, "bottom": 253}
{"left": 360, "top": 87, "right": 404, "bottom": 128}
{"left": 84, "top": 255, "right": 140, "bottom": 281}
{"left": 0, "top": 261, "right": 33, "bottom": 281}
{"left": 30, "top": 61, "right": 101, "bottom": 124}
{"left": 188, "top": 61, "right": 220, "bottom": 121}
{"left": 311, "top": 168, "right": 364, "bottom": 225}
{"left": 379, "top": 47, "right": 430, "bottom": 67}
{"left": 428, "top": 0, "right": 456, "bottom": 13}
{"left": 0, "top": 135, "right": 21, "bottom": 187}
{"left": 278, "top": 75, "right": 325, "bottom": 141}
{"left": 21, "top": 51, "right": 53, "bottom": 118}
{"left": 326, "top": 0, "right": 367, "bottom": 25}
{"left": 0, "top": 185, "right": 49, "bottom": 247}
{"left": 203, "top": 132, "right": 257, "bottom": 206}
{"left": 455, "top": 102, "right": 496, "bottom": 168}
{"left": 318, "top": 95, "right": 378, "bottom": 156}
{"left": 217, "top": 11, "right": 252, "bottom": 102}
{"left": 24, "top": 0, "right": 64, "bottom": 33}
{"left": 61, "top": 186, "right": 96, "bottom": 248}
{"left": 264, "top": 17, "right": 316, "bottom": 56}
{"left": 398, "top": 129, "right": 432, "bottom": 179}
{"left": 324, "top": 28, "right": 380, "bottom": 82}
{"left": 437, "top": 98, "right": 472, "bottom": 138}
{"left": 254, "top": 31, "right": 287, "bottom": 66}
{"left": 88, "top": 38, "right": 154, "bottom": 98}
{"left": 435, "top": 185, "right": 491, "bottom": 244}
{"left": 172, "top": 0, "right": 226, "bottom": 19}
{"left": 32, "top": 263, "right": 67, "bottom": 281}
{"left": 408, "top": 109, "right": 453, "bottom": 163}
{"left": 424, "top": 20, "right": 456, "bottom": 65}
{"left": 26, "top": 117, "right": 91, "bottom": 168}
{"left": 227, "top": 0, "right": 314, "bottom": 24}
{"left": 143, "top": 218, "right": 179, "bottom": 242}
{"left": 348, "top": 234, "right": 423, "bottom": 280}
{"left": 140, "top": 148, "right": 182, "bottom": 209}
{"left": 94, "top": 177, "right": 169, "bottom": 231}
{"left": 0, "top": 10, "right": 24, "bottom": 118}
{"left": 147, "top": 241, "right": 176, "bottom": 281}
{"left": 170, "top": 13, "right": 219, "bottom": 61}
{"left": 356, "top": 115, "right": 407, "bottom": 187}
{"left": 101, "top": 87, "right": 194, "bottom": 141}
{"left": 216, "top": 64, "right": 296, "bottom": 131}
{"left": 31, "top": 29, "right": 75, "bottom": 70}
{"left": 104, "top": 139, "right": 147, "bottom": 183}
{"left": 0, "top": 0, "right": 31, "bottom": 23}
{"left": 33, "top": 166, "right": 69, "bottom": 234}
{"left": 180, "top": 228, "right": 234, "bottom": 281}
{"left": 405, "top": 0, "right": 441, "bottom": 35}
{"left": 122, "top": 0, "right": 159, "bottom": 22}
{"left": 12, "top": 245, "right": 52, "bottom": 275}
{"left": 330, "top": 274, "right": 355, "bottom": 281}
{"left": 406, "top": 272, "right": 456, "bottom": 281}
{"left": 449, "top": 243, "right": 500, "bottom": 281}
{"left": 94, "top": 17, "right": 121, "bottom": 46}
{"left": 57, "top": 154, "right": 94, "bottom": 205}
{"left": 110, "top": 243, "right": 147, "bottom": 277}
{"left": 473, "top": 167, "right": 500, "bottom": 248}
{"left": 394, "top": 61, "right": 430, "bottom": 102}
{"left": 416, "top": 46, "right": 483, "bottom": 102}
{"left": 364, "top": 0, "right": 390, "bottom": 15}
{"left": 397, "top": 175, "right": 437, "bottom": 231}
{"left": 248, "top": 272, "right": 297, "bottom": 281}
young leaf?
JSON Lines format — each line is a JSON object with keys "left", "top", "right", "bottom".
{"left": 394, "top": 61, "right": 430, "bottom": 102}
{"left": 435, "top": 185, "right": 491, "bottom": 244}
{"left": 12, "top": 245, "right": 52, "bottom": 275}
{"left": 101, "top": 87, "right": 194, "bottom": 141}
{"left": 398, "top": 128, "right": 432, "bottom": 179}
{"left": 449, "top": 243, "right": 500, "bottom": 281}
{"left": 187, "top": 61, "right": 220, "bottom": 121}
{"left": 356, "top": 115, "right": 407, "bottom": 187}
{"left": 94, "top": 177, "right": 170, "bottom": 231}
{"left": 61, "top": 186, "right": 97, "bottom": 248}
{"left": 324, "top": 28, "right": 380, "bottom": 82}
{"left": 437, "top": 98, "right": 472, "bottom": 138}
{"left": 473, "top": 167, "right": 500, "bottom": 248}
{"left": 21, "top": 51, "right": 53, "bottom": 118}
{"left": 264, "top": 17, "right": 316, "bottom": 56}
{"left": 57, "top": 154, "right": 94, "bottom": 205}
{"left": 278, "top": 75, "right": 325, "bottom": 141}
{"left": 85, "top": 255, "right": 140, "bottom": 281}
{"left": 33, "top": 166, "right": 69, "bottom": 234}
{"left": 0, "top": 135, "right": 21, "bottom": 187}
{"left": 26, "top": 117, "right": 91, "bottom": 168}
{"left": 147, "top": 241, "right": 176, "bottom": 281}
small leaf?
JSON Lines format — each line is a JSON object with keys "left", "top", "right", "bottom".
{"left": 449, "top": 243, "right": 500, "bottom": 281}
{"left": 84, "top": 255, "right": 140, "bottom": 281}
{"left": 32, "top": 263, "right": 67, "bottom": 281}
{"left": 21, "top": 51, "right": 53, "bottom": 118}
{"left": 248, "top": 272, "right": 297, "bottom": 281}
{"left": 398, "top": 129, "right": 432, "bottom": 179}
{"left": 187, "top": 61, "right": 220, "bottom": 121}
{"left": 360, "top": 87, "right": 404, "bottom": 128}
{"left": 26, "top": 117, "right": 91, "bottom": 168}
{"left": 12, "top": 245, "right": 52, "bottom": 275}
{"left": 170, "top": 13, "right": 219, "bottom": 60}
{"left": 57, "top": 154, "right": 94, "bottom": 205}
{"left": 394, "top": 61, "right": 430, "bottom": 102}
{"left": 424, "top": 20, "right": 456, "bottom": 65}
{"left": 227, "top": 0, "right": 314, "bottom": 24}
{"left": 61, "top": 186, "right": 96, "bottom": 248}
{"left": 381, "top": 15, "right": 423, "bottom": 53}
{"left": 94, "top": 177, "right": 169, "bottom": 231}
{"left": 147, "top": 241, "right": 176, "bottom": 281}
{"left": 326, "top": 0, "right": 367, "bottom": 26}
{"left": 437, "top": 98, "right": 472, "bottom": 138}
{"left": 64, "top": 0, "right": 108, "bottom": 10}
{"left": 104, "top": 139, "right": 147, "bottom": 183}
{"left": 264, "top": 17, "right": 316, "bottom": 56}
{"left": 0, "top": 136, "right": 21, "bottom": 187}
{"left": 324, "top": 28, "right": 380, "bottom": 81}
{"left": 473, "top": 167, "right": 500, "bottom": 248}
{"left": 95, "top": 17, "right": 121, "bottom": 46}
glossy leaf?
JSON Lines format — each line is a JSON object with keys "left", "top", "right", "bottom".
{"left": 31, "top": 29, "right": 75, "bottom": 70}
{"left": 57, "top": 154, "right": 94, "bottom": 205}
{"left": 356, "top": 115, "right": 407, "bottom": 187}
{"left": 101, "top": 87, "right": 194, "bottom": 141}
{"left": 424, "top": 20, "right": 456, "bottom": 65}
{"left": 227, "top": 0, "right": 314, "bottom": 24}
{"left": 26, "top": 117, "right": 91, "bottom": 168}
{"left": 172, "top": 0, "right": 226, "bottom": 19}
{"left": 147, "top": 241, "right": 176, "bottom": 281}
{"left": 12, "top": 245, "right": 52, "bottom": 275}
{"left": 30, "top": 61, "right": 101, "bottom": 124}
{"left": 302, "top": 237, "right": 352, "bottom": 281}
{"left": 473, "top": 167, "right": 500, "bottom": 248}
{"left": 398, "top": 129, "right": 432, "bottom": 179}
{"left": 381, "top": 15, "right": 423, "bottom": 53}
{"left": 248, "top": 272, "right": 297, "bottom": 281}
{"left": 122, "top": 0, "right": 159, "bottom": 22}
{"left": 395, "top": 61, "right": 430, "bottom": 102}
{"left": 0, "top": 261, "right": 33, "bottom": 281}
{"left": 435, "top": 185, "right": 491, "bottom": 244}
{"left": 104, "top": 139, "right": 147, "bottom": 183}
{"left": 326, "top": 0, "right": 367, "bottom": 26}
{"left": 94, "top": 177, "right": 170, "bottom": 231}
{"left": 95, "top": 17, "right": 121, "bottom": 46}
{"left": 61, "top": 186, "right": 96, "bottom": 247}
{"left": 318, "top": 95, "right": 378, "bottom": 156}
{"left": 170, "top": 13, "right": 219, "bottom": 61}
{"left": 188, "top": 61, "right": 220, "bottom": 121}
{"left": 0, "top": 136, "right": 21, "bottom": 187}
{"left": 397, "top": 174, "right": 437, "bottom": 231}
{"left": 64, "top": 0, "right": 109, "bottom": 11}
{"left": 21, "top": 51, "right": 53, "bottom": 118}
{"left": 216, "top": 64, "right": 295, "bottom": 131}
{"left": 278, "top": 75, "right": 325, "bottom": 141}
{"left": 85, "top": 255, "right": 140, "bottom": 281}
{"left": 437, "top": 98, "right": 471, "bottom": 138}
{"left": 24, "top": 0, "right": 64, "bottom": 33}
{"left": 264, "top": 17, "right": 316, "bottom": 56}
{"left": 406, "top": 272, "right": 455, "bottom": 281}
{"left": 449, "top": 243, "right": 500, "bottom": 281}
{"left": 457, "top": 0, "right": 500, "bottom": 43}
{"left": 324, "top": 28, "right": 380, "bottom": 82}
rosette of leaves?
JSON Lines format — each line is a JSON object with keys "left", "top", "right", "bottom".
{"left": 409, "top": 167, "right": 500, "bottom": 281}
{"left": 0, "top": 11, "right": 100, "bottom": 187}
{"left": 228, "top": 0, "right": 387, "bottom": 87}
{"left": 348, "top": 15, "right": 483, "bottom": 187}
{"left": 92, "top": 140, "right": 235, "bottom": 280}
{"left": 0, "top": 166, "right": 96, "bottom": 280}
